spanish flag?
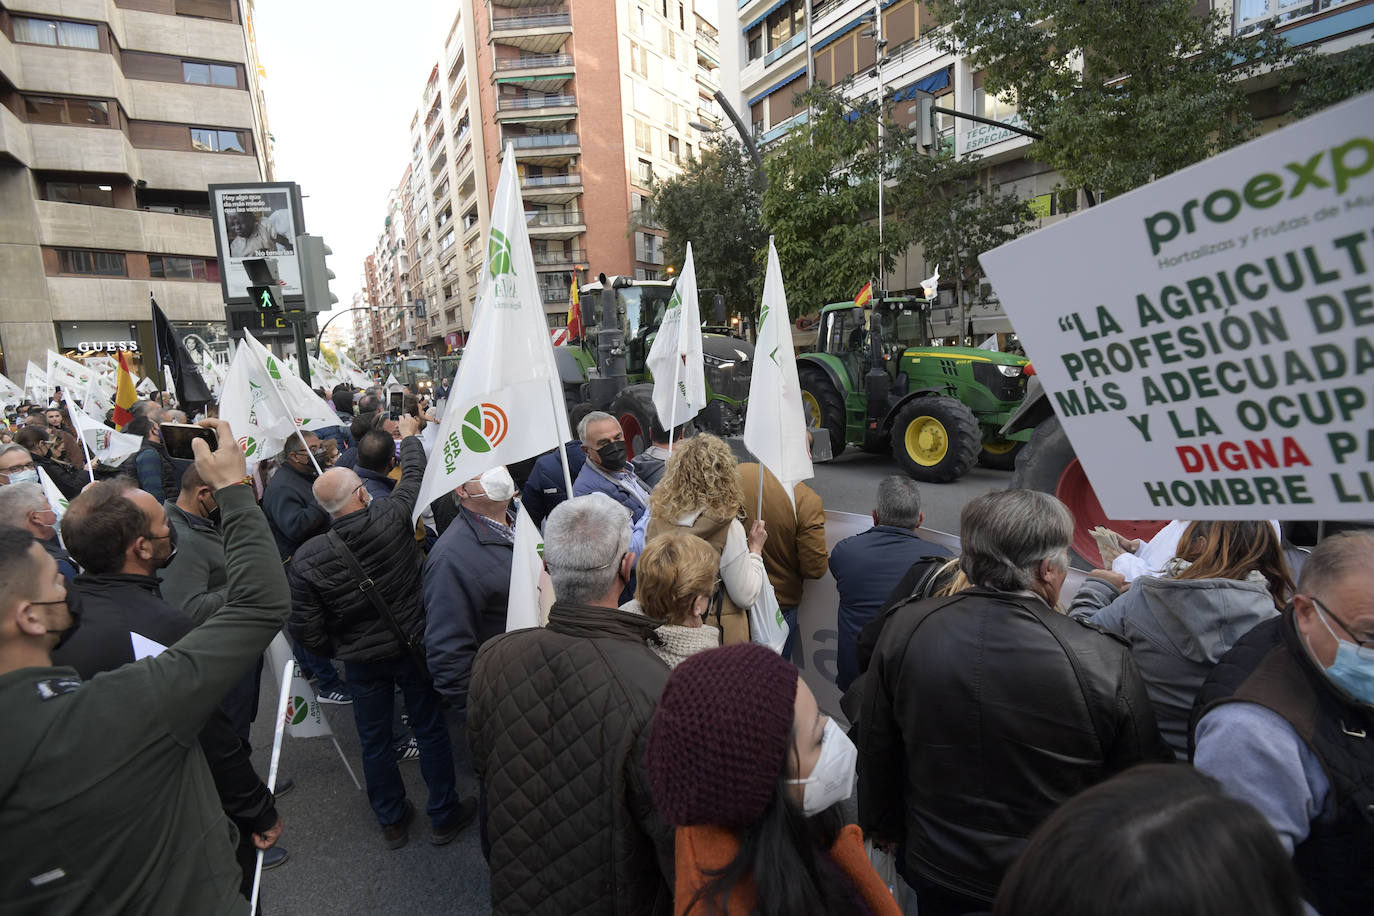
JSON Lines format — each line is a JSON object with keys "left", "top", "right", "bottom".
{"left": 854, "top": 280, "right": 873, "bottom": 308}
{"left": 113, "top": 350, "right": 138, "bottom": 429}
{"left": 567, "top": 276, "right": 584, "bottom": 341}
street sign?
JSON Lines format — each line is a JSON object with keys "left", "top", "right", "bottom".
{"left": 227, "top": 307, "right": 317, "bottom": 340}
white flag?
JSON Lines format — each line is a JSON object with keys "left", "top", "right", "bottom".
{"left": 266, "top": 634, "right": 335, "bottom": 739}
{"left": 25, "top": 361, "right": 49, "bottom": 402}
{"left": 413, "top": 146, "right": 572, "bottom": 520}
{"left": 70, "top": 408, "right": 140, "bottom": 466}
{"left": 742, "top": 238, "right": 813, "bottom": 510}
{"left": 978, "top": 335, "right": 999, "bottom": 352}
{"left": 0, "top": 372, "right": 24, "bottom": 408}
{"left": 645, "top": 241, "right": 707, "bottom": 433}
{"left": 506, "top": 508, "right": 549, "bottom": 631}
{"left": 36, "top": 467, "right": 70, "bottom": 526}
{"left": 47, "top": 350, "right": 92, "bottom": 394}
{"left": 384, "top": 374, "right": 403, "bottom": 394}
{"left": 81, "top": 372, "right": 113, "bottom": 417}
{"left": 218, "top": 336, "right": 296, "bottom": 466}
{"left": 239, "top": 332, "right": 339, "bottom": 434}
{"left": 309, "top": 355, "right": 340, "bottom": 391}
{"left": 337, "top": 352, "right": 374, "bottom": 389}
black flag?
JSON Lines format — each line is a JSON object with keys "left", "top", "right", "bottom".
{"left": 150, "top": 295, "right": 212, "bottom": 406}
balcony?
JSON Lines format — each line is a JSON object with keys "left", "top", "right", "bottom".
{"left": 635, "top": 244, "right": 665, "bottom": 266}
{"left": 521, "top": 171, "right": 583, "bottom": 203}
{"left": 499, "top": 131, "right": 580, "bottom": 165}
{"left": 494, "top": 53, "right": 574, "bottom": 72}
{"left": 495, "top": 92, "right": 577, "bottom": 126}
{"left": 540, "top": 286, "right": 572, "bottom": 304}
{"left": 490, "top": 6, "right": 571, "bottom": 54}
{"left": 764, "top": 30, "right": 806, "bottom": 68}
{"left": 525, "top": 208, "right": 585, "bottom": 240}
{"left": 1233, "top": 0, "right": 1358, "bottom": 35}
{"left": 493, "top": 53, "right": 575, "bottom": 93}
{"left": 531, "top": 247, "right": 586, "bottom": 268}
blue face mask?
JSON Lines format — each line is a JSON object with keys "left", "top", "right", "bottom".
{"left": 1310, "top": 601, "right": 1374, "bottom": 706}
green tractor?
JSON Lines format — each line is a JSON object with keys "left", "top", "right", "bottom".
{"left": 551, "top": 275, "right": 754, "bottom": 457}
{"left": 798, "top": 296, "right": 1031, "bottom": 482}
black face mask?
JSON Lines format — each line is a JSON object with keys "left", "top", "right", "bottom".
{"left": 152, "top": 524, "right": 179, "bottom": 570}
{"left": 597, "top": 440, "right": 628, "bottom": 472}
{"left": 39, "top": 592, "right": 82, "bottom": 650}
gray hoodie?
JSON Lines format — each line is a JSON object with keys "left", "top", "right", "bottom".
{"left": 1070, "top": 572, "right": 1279, "bottom": 759}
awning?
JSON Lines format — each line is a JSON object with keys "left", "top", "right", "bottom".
{"left": 747, "top": 68, "right": 808, "bottom": 107}
{"left": 892, "top": 69, "right": 951, "bottom": 102}
{"left": 744, "top": 0, "right": 789, "bottom": 32}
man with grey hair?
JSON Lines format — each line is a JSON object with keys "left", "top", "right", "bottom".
{"left": 287, "top": 414, "right": 475, "bottom": 850}
{"left": 858, "top": 489, "right": 1169, "bottom": 916}
{"left": 0, "top": 443, "right": 38, "bottom": 486}
{"left": 572, "top": 411, "right": 651, "bottom": 553}
{"left": 831, "top": 475, "right": 951, "bottom": 690}
{"left": 0, "top": 481, "right": 74, "bottom": 578}
{"left": 468, "top": 493, "right": 673, "bottom": 914}
{"left": 1192, "top": 530, "right": 1374, "bottom": 916}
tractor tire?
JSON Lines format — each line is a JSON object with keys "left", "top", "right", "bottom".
{"left": 1011, "top": 415, "right": 1168, "bottom": 569}
{"left": 890, "top": 396, "right": 981, "bottom": 483}
{"left": 610, "top": 384, "right": 656, "bottom": 460}
{"left": 799, "top": 366, "right": 847, "bottom": 458}
{"left": 978, "top": 438, "right": 1024, "bottom": 471}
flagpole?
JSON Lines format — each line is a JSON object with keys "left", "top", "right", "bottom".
{"left": 667, "top": 355, "right": 681, "bottom": 458}
{"left": 249, "top": 338, "right": 325, "bottom": 475}
{"left": 249, "top": 657, "right": 295, "bottom": 915}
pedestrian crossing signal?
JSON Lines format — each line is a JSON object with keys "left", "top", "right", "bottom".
{"left": 249, "top": 285, "right": 279, "bottom": 310}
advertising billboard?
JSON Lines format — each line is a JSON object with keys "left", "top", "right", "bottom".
{"left": 208, "top": 182, "right": 306, "bottom": 305}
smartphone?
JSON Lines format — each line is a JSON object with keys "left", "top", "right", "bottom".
{"left": 402, "top": 394, "right": 419, "bottom": 418}
{"left": 389, "top": 391, "right": 405, "bottom": 414}
{"left": 161, "top": 422, "right": 217, "bottom": 461}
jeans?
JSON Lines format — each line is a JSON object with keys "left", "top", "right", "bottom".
{"left": 780, "top": 605, "right": 799, "bottom": 663}
{"left": 344, "top": 654, "right": 460, "bottom": 828}
{"left": 293, "top": 639, "right": 344, "bottom": 694}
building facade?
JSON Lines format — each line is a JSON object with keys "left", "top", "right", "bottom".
{"left": 0, "top": 0, "right": 273, "bottom": 379}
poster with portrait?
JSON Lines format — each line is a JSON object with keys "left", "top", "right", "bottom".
{"left": 209, "top": 182, "right": 306, "bottom": 304}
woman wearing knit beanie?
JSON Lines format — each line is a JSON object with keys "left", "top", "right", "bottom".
{"left": 646, "top": 643, "right": 901, "bottom": 916}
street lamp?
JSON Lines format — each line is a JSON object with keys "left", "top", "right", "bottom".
{"left": 689, "top": 89, "right": 767, "bottom": 189}
{"left": 862, "top": 1, "right": 889, "bottom": 295}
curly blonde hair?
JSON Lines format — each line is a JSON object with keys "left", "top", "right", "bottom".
{"left": 649, "top": 433, "right": 744, "bottom": 522}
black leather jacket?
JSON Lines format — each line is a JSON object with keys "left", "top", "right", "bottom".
{"left": 858, "top": 588, "right": 1171, "bottom": 902}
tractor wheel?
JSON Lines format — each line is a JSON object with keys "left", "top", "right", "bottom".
{"left": 799, "top": 366, "right": 847, "bottom": 458}
{"left": 890, "top": 396, "right": 981, "bottom": 483}
{"left": 978, "top": 437, "right": 1024, "bottom": 471}
{"left": 1011, "top": 415, "right": 1169, "bottom": 568}
{"left": 610, "top": 384, "right": 656, "bottom": 460}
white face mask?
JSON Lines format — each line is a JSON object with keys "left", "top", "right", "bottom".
{"left": 786, "top": 718, "right": 857, "bottom": 816}
{"left": 475, "top": 466, "right": 515, "bottom": 502}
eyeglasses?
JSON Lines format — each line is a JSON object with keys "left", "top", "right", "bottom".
{"left": 0, "top": 460, "right": 36, "bottom": 473}
{"left": 1311, "top": 596, "right": 1374, "bottom": 655}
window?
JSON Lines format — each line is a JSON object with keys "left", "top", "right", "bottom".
{"left": 766, "top": 0, "right": 805, "bottom": 51}
{"left": 182, "top": 61, "right": 237, "bottom": 87}
{"left": 175, "top": 0, "right": 234, "bottom": 21}
{"left": 148, "top": 256, "right": 220, "bottom": 281}
{"left": 634, "top": 119, "right": 653, "bottom": 154}
{"left": 668, "top": 135, "right": 680, "bottom": 163}
{"left": 23, "top": 95, "right": 110, "bottom": 126}
{"left": 630, "top": 42, "right": 650, "bottom": 78}
{"left": 666, "top": 29, "right": 677, "bottom": 60}
{"left": 679, "top": 3, "right": 685, "bottom": 29}
{"left": 43, "top": 181, "right": 115, "bottom": 207}
{"left": 190, "top": 128, "right": 247, "bottom": 153}
{"left": 13, "top": 16, "right": 100, "bottom": 49}
{"left": 637, "top": 159, "right": 654, "bottom": 185}
{"left": 747, "top": 26, "right": 763, "bottom": 61}
{"left": 57, "top": 249, "right": 126, "bottom": 276}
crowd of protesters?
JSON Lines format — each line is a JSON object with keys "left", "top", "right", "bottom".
{"left": 0, "top": 380, "right": 1369, "bottom": 916}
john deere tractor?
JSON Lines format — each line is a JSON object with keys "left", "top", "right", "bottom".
{"left": 798, "top": 296, "right": 1031, "bottom": 482}
{"left": 552, "top": 275, "right": 754, "bottom": 457}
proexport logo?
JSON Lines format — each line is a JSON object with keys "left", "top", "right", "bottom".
{"left": 1144, "top": 137, "right": 1373, "bottom": 254}
{"left": 487, "top": 228, "right": 515, "bottom": 277}
{"left": 442, "top": 402, "right": 509, "bottom": 473}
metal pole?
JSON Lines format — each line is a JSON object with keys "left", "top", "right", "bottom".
{"left": 873, "top": 0, "right": 886, "bottom": 293}
{"left": 711, "top": 89, "right": 767, "bottom": 188}
{"left": 291, "top": 319, "right": 310, "bottom": 385}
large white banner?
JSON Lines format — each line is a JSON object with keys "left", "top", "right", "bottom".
{"left": 981, "top": 91, "right": 1374, "bottom": 520}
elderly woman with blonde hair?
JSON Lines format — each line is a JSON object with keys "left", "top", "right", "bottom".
{"left": 646, "top": 433, "right": 766, "bottom": 646}
{"left": 622, "top": 532, "right": 723, "bottom": 668}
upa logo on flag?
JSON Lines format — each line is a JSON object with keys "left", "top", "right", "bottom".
{"left": 442, "top": 402, "right": 509, "bottom": 472}
{"left": 237, "top": 435, "right": 260, "bottom": 459}
{"left": 285, "top": 694, "right": 311, "bottom": 726}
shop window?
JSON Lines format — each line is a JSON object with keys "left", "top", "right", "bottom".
{"left": 12, "top": 16, "right": 100, "bottom": 49}
{"left": 190, "top": 128, "right": 247, "bottom": 153}
{"left": 57, "top": 249, "right": 127, "bottom": 276}
{"left": 43, "top": 181, "right": 115, "bottom": 207}
{"left": 23, "top": 95, "right": 110, "bottom": 126}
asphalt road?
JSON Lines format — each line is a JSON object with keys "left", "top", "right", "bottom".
{"left": 250, "top": 455, "right": 1007, "bottom": 915}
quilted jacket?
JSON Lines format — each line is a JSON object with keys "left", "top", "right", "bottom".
{"left": 468, "top": 600, "right": 674, "bottom": 915}
{"left": 287, "top": 436, "right": 427, "bottom": 662}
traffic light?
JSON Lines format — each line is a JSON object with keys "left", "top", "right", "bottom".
{"left": 296, "top": 234, "right": 338, "bottom": 314}
{"left": 914, "top": 90, "right": 936, "bottom": 151}
{"left": 248, "top": 285, "right": 279, "bottom": 310}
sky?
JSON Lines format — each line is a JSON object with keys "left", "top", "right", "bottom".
{"left": 251, "top": 0, "right": 456, "bottom": 328}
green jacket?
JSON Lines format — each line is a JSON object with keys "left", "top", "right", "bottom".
{"left": 0, "top": 484, "right": 290, "bottom": 915}
{"left": 158, "top": 499, "right": 228, "bottom": 626}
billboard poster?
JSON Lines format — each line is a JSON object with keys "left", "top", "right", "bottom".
{"left": 981, "top": 91, "right": 1374, "bottom": 521}
{"left": 208, "top": 182, "right": 305, "bottom": 304}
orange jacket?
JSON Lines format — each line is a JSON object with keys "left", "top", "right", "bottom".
{"left": 673, "top": 822, "right": 902, "bottom": 916}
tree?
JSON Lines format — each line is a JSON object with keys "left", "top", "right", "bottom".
{"left": 645, "top": 135, "right": 767, "bottom": 317}
{"left": 927, "top": 0, "right": 1292, "bottom": 198}
{"left": 1289, "top": 43, "right": 1374, "bottom": 122}
{"left": 761, "top": 87, "right": 911, "bottom": 308}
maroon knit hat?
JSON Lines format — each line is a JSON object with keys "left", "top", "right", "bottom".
{"left": 646, "top": 643, "right": 800, "bottom": 827}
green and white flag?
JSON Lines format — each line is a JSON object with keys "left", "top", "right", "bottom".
{"left": 218, "top": 331, "right": 335, "bottom": 466}
{"left": 36, "top": 467, "right": 70, "bottom": 529}
{"left": 308, "top": 354, "right": 341, "bottom": 391}
{"left": 413, "top": 145, "right": 573, "bottom": 521}
{"left": 0, "top": 372, "right": 24, "bottom": 408}
{"left": 336, "top": 351, "right": 374, "bottom": 389}
{"left": 240, "top": 332, "right": 339, "bottom": 433}
{"left": 70, "top": 408, "right": 140, "bottom": 467}
{"left": 25, "top": 361, "right": 49, "bottom": 403}
{"left": 47, "top": 350, "right": 92, "bottom": 394}
{"left": 743, "top": 238, "right": 813, "bottom": 510}
{"left": 506, "top": 508, "right": 550, "bottom": 631}
{"left": 645, "top": 241, "right": 706, "bottom": 434}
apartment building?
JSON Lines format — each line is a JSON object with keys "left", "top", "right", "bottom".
{"left": 0, "top": 0, "right": 273, "bottom": 379}
{"left": 726, "top": 0, "right": 1374, "bottom": 337}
